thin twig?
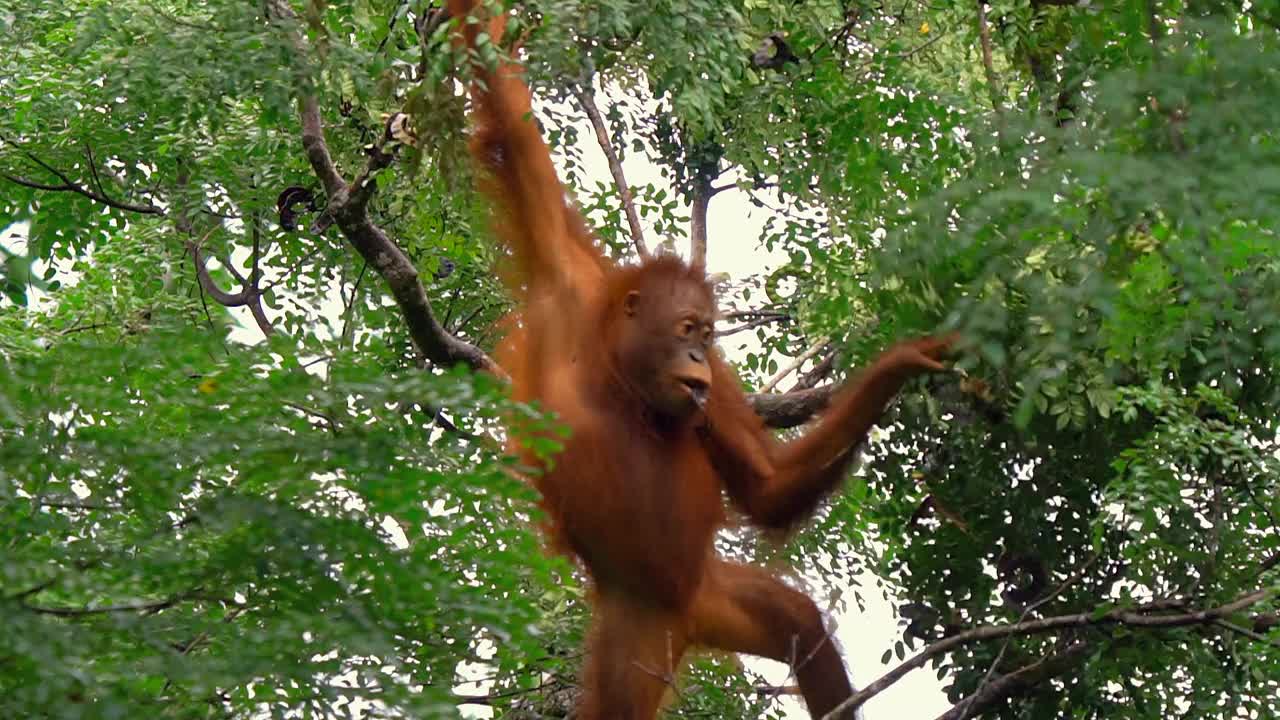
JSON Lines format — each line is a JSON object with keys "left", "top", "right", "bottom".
{"left": 573, "top": 72, "right": 648, "bottom": 258}
{"left": 1214, "top": 619, "right": 1280, "bottom": 650}
{"left": 759, "top": 337, "right": 831, "bottom": 393}
{"left": 0, "top": 134, "right": 163, "bottom": 215}
{"left": 717, "top": 314, "right": 790, "bottom": 338}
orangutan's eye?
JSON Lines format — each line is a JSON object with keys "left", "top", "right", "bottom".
{"left": 677, "top": 320, "right": 696, "bottom": 338}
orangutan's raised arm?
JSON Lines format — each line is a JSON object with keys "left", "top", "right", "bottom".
{"left": 447, "top": 0, "right": 605, "bottom": 299}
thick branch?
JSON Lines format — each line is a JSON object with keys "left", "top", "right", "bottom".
{"left": 573, "top": 79, "right": 648, "bottom": 258}
{"left": 793, "top": 349, "right": 837, "bottom": 391}
{"left": 749, "top": 385, "right": 836, "bottom": 429}
{"left": 823, "top": 588, "right": 1276, "bottom": 719}
{"left": 334, "top": 208, "right": 500, "bottom": 373}
{"left": 188, "top": 242, "right": 252, "bottom": 307}
{"left": 298, "top": 94, "right": 348, "bottom": 200}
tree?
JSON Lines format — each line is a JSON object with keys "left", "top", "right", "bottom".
{"left": 1, "top": 1, "right": 1277, "bottom": 718}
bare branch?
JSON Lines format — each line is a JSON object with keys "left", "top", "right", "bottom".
{"left": 759, "top": 337, "right": 831, "bottom": 393}
{"left": 339, "top": 212, "right": 501, "bottom": 373}
{"left": 717, "top": 315, "right": 791, "bottom": 338}
{"left": 0, "top": 171, "right": 74, "bottom": 192}
{"left": 266, "top": 0, "right": 498, "bottom": 375}
{"left": 0, "top": 134, "right": 163, "bottom": 215}
{"left": 953, "top": 553, "right": 1099, "bottom": 719}
{"left": 188, "top": 240, "right": 252, "bottom": 307}
{"left": 573, "top": 75, "right": 648, "bottom": 258}
{"left": 1215, "top": 619, "right": 1280, "bottom": 650}
{"left": 722, "top": 309, "right": 790, "bottom": 322}
{"left": 822, "top": 588, "right": 1276, "bottom": 719}
{"left": 976, "top": 1, "right": 1004, "bottom": 115}
{"left": 690, "top": 175, "right": 712, "bottom": 267}
{"left": 933, "top": 642, "right": 1092, "bottom": 720}
{"left": 83, "top": 144, "right": 109, "bottom": 198}
{"left": 297, "top": 93, "right": 348, "bottom": 200}
{"left": 245, "top": 214, "right": 276, "bottom": 336}
{"left": 22, "top": 587, "right": 224, "bottom": 617}
{"left": 25, "top": 598, "right": 182, "bottom": 617}
{"left": 793, "top": 349, "right": 837, "bottom": 391}
{"left": 6, "top": 578, "right": 59, "bottom": 601}
{"left": 38, "top": 498, "right": 121, "bottom": 511}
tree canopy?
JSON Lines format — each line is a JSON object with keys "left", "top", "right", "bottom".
{"left": 1, "top": 1, "right": 1278, "bottom": 718}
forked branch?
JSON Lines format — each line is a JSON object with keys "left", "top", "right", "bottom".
{"left": 265, "top": 0, "right": 498, "bottom": 375}
{"left": 822, "top": 588, "right": 1277, "bottom": 719}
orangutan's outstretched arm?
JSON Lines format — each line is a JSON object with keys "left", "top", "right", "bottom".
{"left": 703, "top": 335, "right": 955, "bottom": 530}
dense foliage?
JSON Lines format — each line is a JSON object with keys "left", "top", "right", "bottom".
{"left": 1, "top": 1, "right": 1277, "bottom": 718}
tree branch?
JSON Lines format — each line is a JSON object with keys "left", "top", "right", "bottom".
{"left": 297, "top": 92, "right": 348, "bottom": 201}
{"left": 573, "top": 74, "right": 648, "bottom": 258}
{"left": 822, "top": 588, "right": 1277, "bottom": 719}
{"left": 690, "top": 174, "right": 712, "bottom": 267}
{"left": 1261, "top": 550, "right": 1280, "bottom": 573}
{"left": 0, "top": 134, "right": 163, "bottom": 215}
{"left": 748, "top": 385, "right": 836, "bottom": 429}
{"left": 759, "top": 337, "right": 831, "bottom": 393}
{"left": 267, "top": 0, "right": 498, "bottom": 375}
{"left": 22, "top": 587, "right": 219, "bottom": 618}
{"left": 0, "top": 171, "right": 74, "bottom": 192}
{"left": 976, "top": 1, "right": 1004, "bottom": 116}
{"left": 933, "top": 642, "right": 1092, "bottom": 720}
{"left": 722, "top": 309, "right": 789, "bottom": 322}
{"left": 337, "top": 209, "right": 500, "bottom": 373}
{"left": 188, "top": 240, "right": 252, "bottom": 307}
{"left": 25, "top": 597, "right": 183, "bottom": 617}
{"left": 37, "top": 497, "right": 122, "bottom": 511}
{"left": 718, "top": 317, "right": 784, "bottom": 338}
{"left": 245, "top": 215, "right": 276, "bottom": 336}
{"left": 1215, "top": 619, "right": 1280, "bottom": 650}
{"left": 792, "top": 348, "right": 837, "bottom": 391}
